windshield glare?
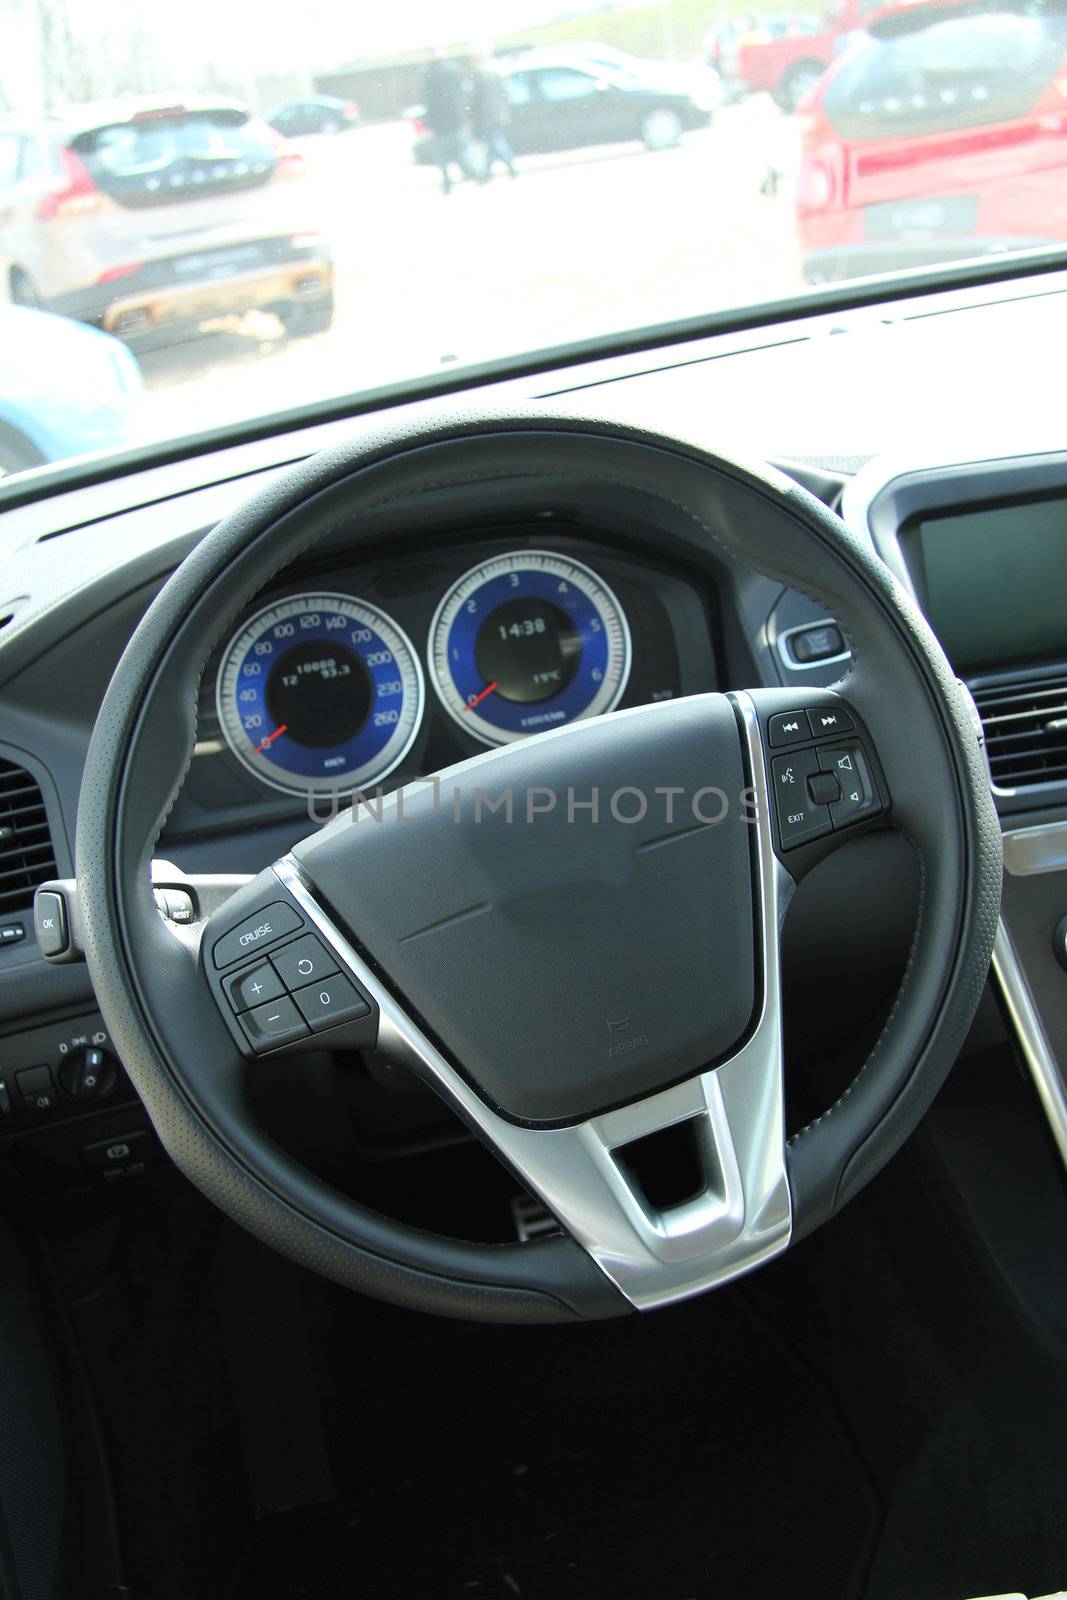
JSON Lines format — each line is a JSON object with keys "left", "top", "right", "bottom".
{"left": 0, "top": 0, "right": 1059, "bottom": 489}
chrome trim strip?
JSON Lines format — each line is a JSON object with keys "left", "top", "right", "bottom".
{"left": 272, "top": 690, "right": 793, "bottom": 1311}
{"left": 1002, "top": 819, "right": 1067, "bottom": 877}
{"left": 991, "top": 920, "right": 1067, "bottom": 1173}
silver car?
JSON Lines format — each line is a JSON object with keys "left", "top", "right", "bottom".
{"left": 0, "top": 94, "right": 334, "bottom": 345}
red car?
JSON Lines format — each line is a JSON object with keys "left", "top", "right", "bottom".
{"left": 734, "top": 0, "right": 875, "bottom": 111}
{"left": 796, "top": 0, "right": 1067, "bottom": 282}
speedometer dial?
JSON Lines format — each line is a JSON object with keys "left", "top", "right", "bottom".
{"left": 216, "top": 593, "right": 423, "bottom": 797}
{"left": 429, "top": 551, "right": 631, "bottom": 745}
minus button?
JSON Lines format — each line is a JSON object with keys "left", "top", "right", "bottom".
{"left": 238, "top": 994, "right": 309, "bottom": 1053}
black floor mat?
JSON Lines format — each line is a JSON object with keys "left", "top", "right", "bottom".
{"left": 227, "top": 1290, "right": 880, "bottom": 1600}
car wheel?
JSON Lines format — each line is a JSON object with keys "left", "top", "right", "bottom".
{"left": 9, "top": 269, "right": 39, "bottom": 309}
{"left": 640, "top": 108, "right": 683, "bottom": 151}
{"left": 277, "top": 293, "right": 335, "bottom": 340}
{"left": 775, "top": 60, "right": 825, "bottom": 113}
{"left": 0, "top": 421, "right": 46, "bottom": 479}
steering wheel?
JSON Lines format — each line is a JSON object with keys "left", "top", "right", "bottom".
{"left": 75, "top": 415, "right": 1002, "bottom": 1322}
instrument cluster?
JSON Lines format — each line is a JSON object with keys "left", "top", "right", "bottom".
{"left": 187, "top": 531, "right": 714, "bottom": 819}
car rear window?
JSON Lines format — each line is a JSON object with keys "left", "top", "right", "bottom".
{"left": 69, "top": 109, "right": 276, "bottom": 208}
{"left": 822, "top": 7, "right": 1067, "bottom": 141}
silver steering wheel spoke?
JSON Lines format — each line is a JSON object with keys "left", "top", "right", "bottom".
{"left": 273, "top": 690, "right": 793, "bottom": 1311}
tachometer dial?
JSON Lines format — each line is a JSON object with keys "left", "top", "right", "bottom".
{"left": 216, "top": 593, "right": 423, "bottom": 796}
{"left": 429, "top": 551, "right": 631, "bottom": 745}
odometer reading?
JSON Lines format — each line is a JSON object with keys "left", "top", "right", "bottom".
{"left": 429, "top": 551, "right": 631, "bottom": 745}
{"left": 216, "top": 593, "right": 423, "bottom": 796}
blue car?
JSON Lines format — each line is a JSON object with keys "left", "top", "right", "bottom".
{"left": 0, "top": 304, "right": 143, "bottom": 478}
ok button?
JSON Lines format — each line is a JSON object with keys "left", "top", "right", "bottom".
{"left": 271, "top": 935, "right": 338, "bottom": 991}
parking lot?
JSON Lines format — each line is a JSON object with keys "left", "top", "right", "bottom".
{"left": 140, "top": 98, "right": 802, "bottom": 444}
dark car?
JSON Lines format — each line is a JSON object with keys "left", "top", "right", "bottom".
{"left": 411, "top": 49, "right": 717, "bottom": 166}
{"left": 267, "top": 96, "right": 360, "bottom": 137}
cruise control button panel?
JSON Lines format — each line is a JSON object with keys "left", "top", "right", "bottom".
{"left": 205, "top": 887, "right": 377, "bottom": 1057}
{"left": 764, "top": 702, "right": 885, "bottom": 854}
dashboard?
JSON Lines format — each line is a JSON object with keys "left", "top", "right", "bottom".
{"left": 2, "top": 265, "right": 1067, "bottom": 1240}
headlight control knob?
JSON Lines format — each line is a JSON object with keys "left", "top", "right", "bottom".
{"left": 58, "top": 1047, "right": 119, "bottom": 1101}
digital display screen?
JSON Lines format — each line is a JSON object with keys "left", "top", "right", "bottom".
{"left": 911, "top": 499, "right": 1067, "bottom": 673}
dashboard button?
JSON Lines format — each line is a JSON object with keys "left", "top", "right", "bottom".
{"left": 212, "top": 902, "right": 303, "bottom": 969}
{"left": 790, "top": 624, "right": 845, "bottom": 664}
{"left": 238, "top": 995, "right": 309, "bottom": 1052}
{"left": 808, "top": 705, "right": 855, "bottom": 738}
{"left": 33, "top": 891, "right": 68, "bottom": 958}
{"left": 771, "top": 750, "right": 831, "bottom": 848}
{"left": 155, "top": 888, "right": 195, "bottom": 924}
{"left": 82, "top": 1131, "right": 153, "bottom": 1178}
{"left": 292, "top": 974, "right": 371, "bottom": 1031}
{"left": 767, "top": 712, "right": 811, "bottom": 748}
{"left": 807, "top": 772, "right": 841, "bottom": 807}
{"left": 16, "top": 1064, "right": 56, "bottom": 1114}
{"left": 271, "top": 935, "right": 338, "bottom": 992}
{"left": 819, "top": 745, "right": 877, "bottom": 827}
{"left": 224, "top": 960, "right": 286, "bottom": 1014}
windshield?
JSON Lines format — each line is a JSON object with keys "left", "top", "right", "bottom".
{"left": 0, "top": 0, "right": 1062, "bottom": 491}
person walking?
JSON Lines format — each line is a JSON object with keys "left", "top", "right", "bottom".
{"left": 470, "top": 57, "right": 517, "bottom": 182}
{"left": 421, "top": 49, "right": 476, "bottom": 195}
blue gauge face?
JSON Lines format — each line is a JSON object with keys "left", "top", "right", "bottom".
{"left": 216, "top": 594, "right": 423, "bottom": 796}
{"left": 429, "top": 551, "right": 631, "bottom": 745}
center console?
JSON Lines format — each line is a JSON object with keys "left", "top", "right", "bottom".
{"left": 843, "top": 450, "right": 1067, "bottom": 1177}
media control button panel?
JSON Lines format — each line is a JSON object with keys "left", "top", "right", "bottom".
{"left": 764, "top": 703, "right": 885, "bottom": 855}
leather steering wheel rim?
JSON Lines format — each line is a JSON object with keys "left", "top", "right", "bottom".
{"left": 75, "top": 412, "right": 1002, "bottom": 1322}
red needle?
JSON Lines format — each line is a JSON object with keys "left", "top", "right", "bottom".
{"left": 465, "top": 681, "right": 498, "bottom": 712}
{"left": 254, "top": 723, "right": 288, "bottom": 753}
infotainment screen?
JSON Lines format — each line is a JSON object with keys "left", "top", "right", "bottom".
{"left": 909, "top": 498, "right": 1067, "bottom": 673}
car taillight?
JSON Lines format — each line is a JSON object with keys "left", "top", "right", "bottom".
{"left": 98, "top": 262, "right": 144, "bottom": 284}
{"left": 263, "top": 127, "right": 306, "bottom": 179}
{"left": 795, "top": 156, "right": 835, "bottom": 212}
{"left": 411, "top": 116, "right": 429, "bottom": 136}
{"left": 37, "top": 148, "right": 101, "bottom": 222}
{"left": 343, "top": 101, "right": 359, "bottom": 119}
{"left": 1031, "top": 74, "right": 1067, "bottom": 127}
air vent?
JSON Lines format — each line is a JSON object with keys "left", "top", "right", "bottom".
{"left": 972, "top": 673, "right": 1067, "bottom": 791}
{"left": 0, "top": 758, "right": 57, "bottom": 916}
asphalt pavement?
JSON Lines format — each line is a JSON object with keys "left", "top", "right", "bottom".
{"left": 138, "top": 97, "right": 802, "bottom": 446}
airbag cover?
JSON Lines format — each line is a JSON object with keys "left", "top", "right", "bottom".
{"left": 294, "top": 695, "right": 756, "bottom": 1123}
